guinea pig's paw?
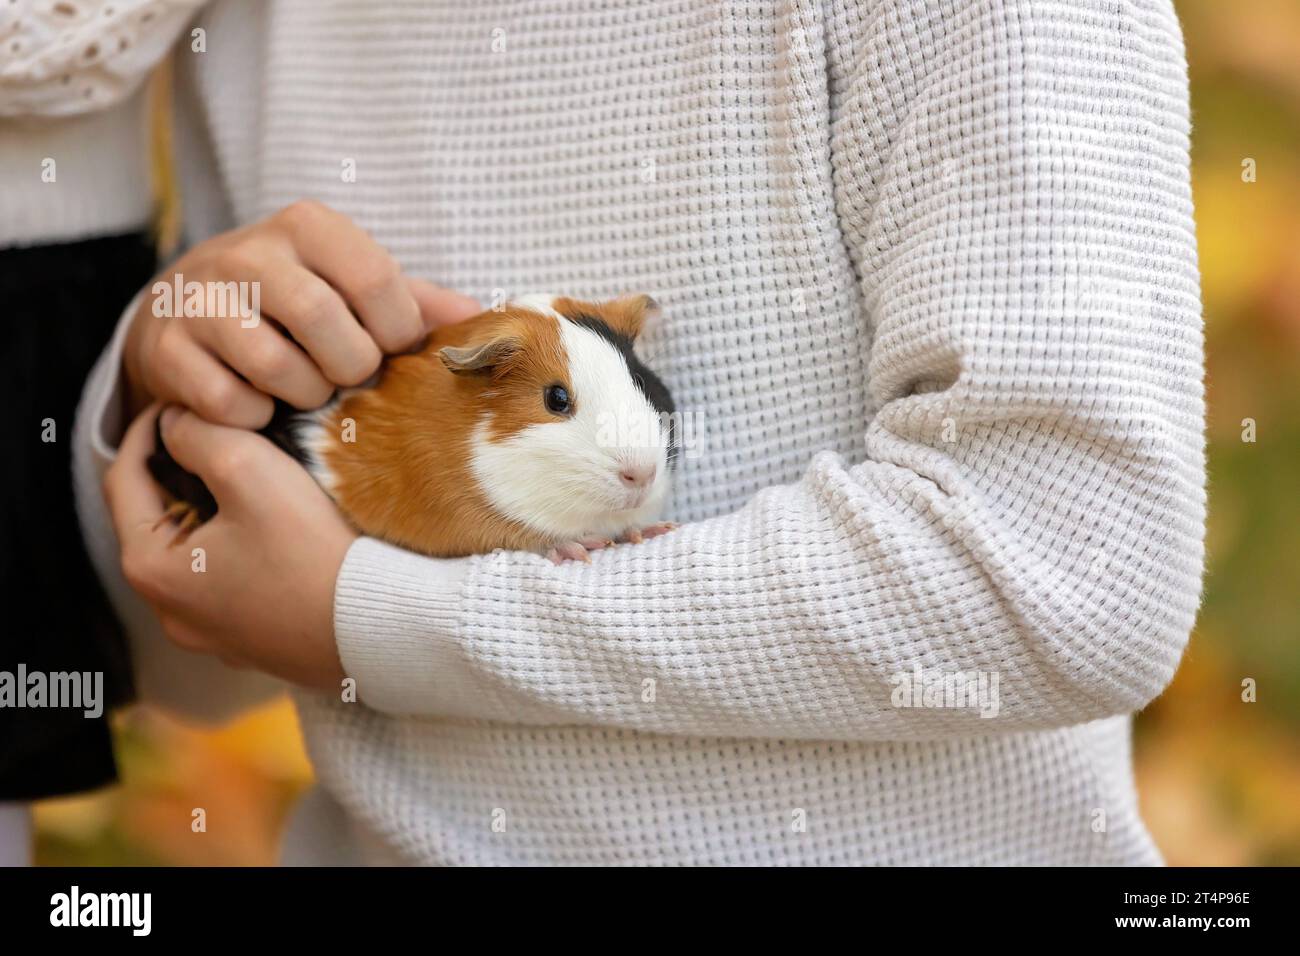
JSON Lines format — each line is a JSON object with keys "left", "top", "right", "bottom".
{"left": 546, "top": 536, "right": 615, "bottom": 564}
{"left": 152, "top": 500, "right": 203, "bottom": 547}
{"left": 618, "top": 522, "right": 679, "bottom": 545}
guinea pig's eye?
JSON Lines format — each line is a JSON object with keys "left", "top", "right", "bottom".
{"left": 543, "top": 384, "right": 572, "bottom": 415}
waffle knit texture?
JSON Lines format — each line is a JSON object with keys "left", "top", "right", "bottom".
{"left": 72, "top": 0, "right": 1205, "bottom": 865}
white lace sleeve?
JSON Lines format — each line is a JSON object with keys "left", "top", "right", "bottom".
{"left": 0, "top": 0, "right": 204, "bottom": 118}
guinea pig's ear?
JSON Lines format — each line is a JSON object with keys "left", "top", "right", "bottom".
{"left": 438, "top": 334, "right": 522, "bottom": 375}
{"left": 607, "top": 294, "right": 662, "bottom": 340}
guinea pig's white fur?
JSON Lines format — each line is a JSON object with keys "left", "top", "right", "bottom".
{"left": 468, "top": 295, "right": 671, "bottom": 542}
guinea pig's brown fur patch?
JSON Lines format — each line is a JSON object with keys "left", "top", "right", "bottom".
{"left": 551, "top": 294, "right": 656, "bottom": 341}
{"left": 314, "top": 304, "right": 573, "bottom": 556}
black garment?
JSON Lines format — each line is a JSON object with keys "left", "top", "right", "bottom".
{"left": 0, "top": 232, "right": 154, "bottom": 799}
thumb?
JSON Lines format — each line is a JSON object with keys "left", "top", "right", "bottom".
{"left": 159, "top": 405, "right": 288, "bottom": 511}
{"left": 103, "top": 404, "right": 169, "bottom": 539}
{"left": 405, "top": 277, "right": 482, "bottom": 331}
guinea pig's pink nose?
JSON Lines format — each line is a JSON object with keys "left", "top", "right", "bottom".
{"left": 619, "top": 463, "right": 657, "bottom": 489}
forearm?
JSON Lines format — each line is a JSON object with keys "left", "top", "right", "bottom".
{"left": 337, "top": 391, "right": 1199, "bottom": 741}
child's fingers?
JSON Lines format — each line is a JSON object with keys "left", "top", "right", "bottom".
{"left": 198, "top": 303, "right": 335, "bottom": 411}
{"left": 281, "top": 202, "right": 425, "bottom": 354}
{"left": 245, "top": 258, "right": 383, "bottom": 387}
{"left": 158, "top": 406, "right": 298, "bottom": 513}
{"left": 103, "top": 404, "right": 168, "bottom": 540}
{"left": 150, "top": 321, "right": 275, "bottom": 428}
{"left": 406, "top": 277, "right": 483, "bottom": 330}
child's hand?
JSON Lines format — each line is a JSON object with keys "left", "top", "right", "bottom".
{"left": 123, "top": 200, "right": 481, "bottom": 427}
{"left": 104, "top": 404, "right": 358, "bottom": 690}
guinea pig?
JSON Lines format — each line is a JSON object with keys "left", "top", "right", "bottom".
{"left": 148, "top": 294, "right": 678, "bottom": 563}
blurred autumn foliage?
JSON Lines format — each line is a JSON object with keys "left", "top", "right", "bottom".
{"left": 35, "top": 701, "right": 311, "bottom": 866}
{"left": 1132, "top": 0, "right": 1300, "bottom": 866}
{"left": 32, "top": 0, "right": 1300, "bottom": 866}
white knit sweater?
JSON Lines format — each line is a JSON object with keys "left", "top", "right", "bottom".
{"left": 72, "top": 0, "right": 1204, "bottom": 865}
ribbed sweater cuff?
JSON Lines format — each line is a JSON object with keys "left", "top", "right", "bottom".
{"left": 333, "top": 537, "right": 470, "bottom": 714}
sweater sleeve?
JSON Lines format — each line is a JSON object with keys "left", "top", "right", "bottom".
{"left": 333, "top": 0, "right": 1205, "bottom": 739}
{"left": 0, "top": 0, "right": 203, "bottom": 118}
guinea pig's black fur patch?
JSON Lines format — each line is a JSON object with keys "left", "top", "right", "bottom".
{"left": 566, "top": 314, "right": 679, "bottom": 467}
